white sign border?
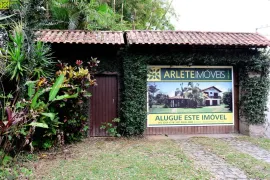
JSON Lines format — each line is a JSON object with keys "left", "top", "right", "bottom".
{"left": 146, "top": 65, "right": 234, "bottom": 127}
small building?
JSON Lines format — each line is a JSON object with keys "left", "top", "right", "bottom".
{"left": 202, "top": 86, "right": 222, "bottom": 106}
{"left": 37, "top": 30, "right": 270, "bottom": 137}
{"left": 168, "top": 97, "right": 196, "bottom": 108}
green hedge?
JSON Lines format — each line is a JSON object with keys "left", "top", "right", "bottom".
{"left": 120, "top": 48, "right": 270, "bottom": 136}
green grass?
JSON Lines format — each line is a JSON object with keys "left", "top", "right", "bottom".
{"left": 0, "top": 152, "right": 37, "bottom": 179}
{"left": 191, "top": 137, "right": 270, "bottom": 179}
{"left": 237, "top": 136, "right": 270, "bottom": 151}
{"left": 32, "top": 138, "right": 211, "bottom": 180}
{"left": 150, "top": 104, "right": 231, "bottom": 113}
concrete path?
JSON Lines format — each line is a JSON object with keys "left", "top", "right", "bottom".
{"left": 147, "top": 134, "right": 270, "bottom": 179}
{"left": 174, "top": 139, "right": 248, "bottom": 180}
{"left": 222, "top": 138, "right": 270, "bottom": 164}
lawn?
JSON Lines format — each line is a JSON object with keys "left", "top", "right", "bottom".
{"left": 29, "top": 138, "right": 211, "bottom": 180}
{"left": 191, "top": 137, "right": 270, "bottom": 179}
{"left": 150, "top": 104, "right": 231, "bottom": 113}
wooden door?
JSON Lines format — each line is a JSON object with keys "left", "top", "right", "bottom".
{"left": 213, "top": 100, "right": 218, "bottom": 106}
{"left": 89, "top": 75, "right": 118, "bottom": 136}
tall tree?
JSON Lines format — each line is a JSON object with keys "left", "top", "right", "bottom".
{"left": 49, "top": 0, "right": 127, "bottom": 30}
{"left": 115, "top": 0, "right": 177, "bottom": 30}
{"left": 48, "top": 0, "right": 177, "bottom": 30}
{"left": 148, "top": 84, "right": 159, "bottom": 108}
{"left": 0, "top": 0, "right": 55, "bottom": 96}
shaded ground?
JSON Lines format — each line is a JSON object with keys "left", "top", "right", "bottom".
{"left": 150, "top": 104, "right": 231, "bottom": 113}
{"left": 24, "top": 135, "right": 270, "bottom": 180}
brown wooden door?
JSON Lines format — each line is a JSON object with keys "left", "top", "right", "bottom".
{"left": 89, "top": 75, "right": 118, "bottom": 136}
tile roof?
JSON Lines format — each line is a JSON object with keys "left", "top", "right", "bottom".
{"left": 36, "top": 30, "right": 124, "bottom": 45}
{"left": 202, "top": 86, "right": 222, "bottom": 92}
{"left": 125, "top": 30, "right": 270, "bottom": 47}
{"left": 36, "top": 30, "right": 270, "bottom": 47}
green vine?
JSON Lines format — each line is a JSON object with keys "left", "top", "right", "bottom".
{"left": 119, "top": 48, "right": 270, "bottom": 136}
{"left": 240, "top": 74, "right": 270, "bottom": 124}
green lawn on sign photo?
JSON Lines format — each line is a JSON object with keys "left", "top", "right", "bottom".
{"left": 150, "top": 104, "right": 231, "bottom": 113}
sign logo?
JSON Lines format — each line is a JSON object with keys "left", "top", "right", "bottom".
{"left": 0, "top": 0, "right": 10, "bottom": 10}
{"left": 147, "top": 67, "right": 161, "bottom": 81}
{"left": 147, "top": 66, "right": 234, "bottom": 127}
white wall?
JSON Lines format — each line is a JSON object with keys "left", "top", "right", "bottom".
{"left": 204, "top": 88, "right": 220, "bottom": 97}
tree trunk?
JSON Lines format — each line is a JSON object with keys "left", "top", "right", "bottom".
{"left": 113, "top": 0, "right": 116, "bottom": 13}
{"left": 155, "top": 0, "right": 174, "bottom": 30}
{"left": 132, "top": 9, "right": 136, "bottom": 30}
{"left": 46, "top": 0, "right": 50, "bottom": 19}
{"left": 121, "top": 0, "right": 124, "bottom": 22}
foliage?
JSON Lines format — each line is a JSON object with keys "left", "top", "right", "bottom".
{"left": 155, "top": 93, "right": 168, "bottom": 105}
{"left": 0, "top": 21, "right": 58, "bottom": 161}
{"left": 55, "top": 59, "right": 99, "bottom": 143}
{"left": 120, "top": 48, "right": 270, "bottom": 136}
{"left": 100, "top": 118, "right": 121, "bottom": 137}
{"left": 121, "top": 52, "right": 147, "bottom": 136}
{"left": 49, "top": 0, "right": 127, "bottom": 30}
{"left": 0, "top": 164, "right": 32, "bottom": 179}
{"left": 31, "top": 41, "right": 54, "bottom": 79}
{"left": 0, "top": 73, "right": 73, "bottom": 164}
{"left": 223, "top": 91, "right": 233, "bottom": 111}
{"left": 0, "top": 58, "right": 99, "bottom": 164}
{"left": 182, "top": 82, "right": 205, "bottom": 107}
{"left": 29, "top": 59, "right": 99, "bottom": 148}
{"left": 0, "top": 1, "right": 100, "bottom": 176}
{"left": 3, "top": 23, "right": 55, "bottom": 82}
{"left": 148, "top": 84, "right": 159, "bottom": 108}
{"left": 240, "top": 75, "right": 270, "bottom": 124}
{"left": 0, "top": 151, "right": 36, "bottom": 179}
{"left": 5, "top": 23, "right": 26, "bottom": 81}
{"left": 115, "top": 0, "right": 177, "bottom": 30}
{"left": 0, "top": 0, "right": 55, "bottom": 31}
{"left": 48, "top": 0, "right": 177, "bottom": 30}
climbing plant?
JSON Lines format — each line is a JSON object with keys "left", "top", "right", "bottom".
{"left": 120, "top": 48, "right": 270, "bottom": 136}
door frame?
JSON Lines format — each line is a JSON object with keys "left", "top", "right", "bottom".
{"left": 89, "top": 72, "right": 120, "bottom": 136}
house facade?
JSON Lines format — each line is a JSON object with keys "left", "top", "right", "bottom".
{"left": 202, "top": 86, "right": 222, "bottom": 106}
{"left": 37, "top": 30, "right": 270, "bottom": 137}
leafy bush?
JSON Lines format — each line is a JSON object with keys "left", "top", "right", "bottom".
{"left": 27, "top": 59, "right": 99, "bottom": 149}
{"left": 0, "top": 1, "right": 100, "bottom": 177}
{"left": 100, "top": 118, "right": 121, "bottom": 137}
{"left": 223, "top": 91, "right": 233, "bottom": 110}
{"left": 1, "top": 21, "right": 100, "bottom": 164}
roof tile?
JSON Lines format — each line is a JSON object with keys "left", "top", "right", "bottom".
{"left": 125, "top": 30, "right": 270, "bottom": 47}
{"left": 36, "top": 30, "right": 125, "bottom": 45}
{"left": 36, "top": 30, "right": 270, "bottom": 47}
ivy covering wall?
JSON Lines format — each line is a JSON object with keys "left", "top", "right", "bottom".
{"left": 119, "top": 47, "right": 270, "bottom": 136}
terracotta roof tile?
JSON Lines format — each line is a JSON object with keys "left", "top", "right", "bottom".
{"left": 126, "top": 30, "right": 270, "bottom": 47}
{"left": 36, "top": 30, "right": 124, "bottom": 45}
{"left": 36, "top": 30, "right": 270, "bottom": 47}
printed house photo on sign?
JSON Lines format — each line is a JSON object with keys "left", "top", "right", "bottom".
{"left": 147, "top": 66, "right": 234, "bottom": 127}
